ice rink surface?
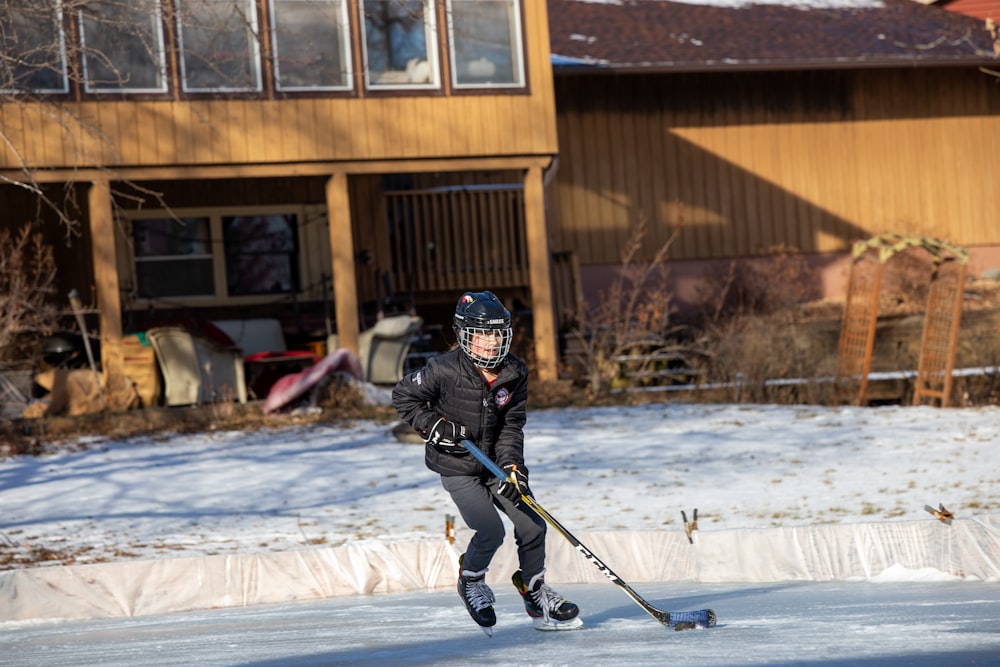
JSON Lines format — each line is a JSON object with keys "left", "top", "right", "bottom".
{"left": 4, "top": 581, "right": 1000, "bottom": 667}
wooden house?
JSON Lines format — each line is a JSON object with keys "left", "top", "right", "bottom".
{"left": 4, "top": 0, "right": 1000, "bottom": 405}
{"left": 0, "top": 0, "right": 564, "bottom": 389}
{"left": 546, "top": 0, "right": 1000, "bottom": 312}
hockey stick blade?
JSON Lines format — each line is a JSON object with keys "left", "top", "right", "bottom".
{"left": 459, "top": 439, "right": 717, "bottom": 630}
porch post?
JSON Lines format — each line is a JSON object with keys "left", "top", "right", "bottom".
{"left": 88, "top": 177, "right": 123, "bottom": 385}
{"left": 325, "top": 173, "right": 360, "bottom": 355}
{"left": 524, "top": 165, "right": 558, "bottom": 381}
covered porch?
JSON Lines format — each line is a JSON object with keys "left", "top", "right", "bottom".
{"left": 1, "top": 156, "right": 562, "bottom": 413}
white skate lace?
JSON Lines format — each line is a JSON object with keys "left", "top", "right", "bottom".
{"left": 464, "top": 578, "right": 496, "bottom": 612}
{"left": 530, "top": 583, "right": 565, "bottom": 623}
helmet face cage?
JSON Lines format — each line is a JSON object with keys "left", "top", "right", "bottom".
{"left": 456, "top": 323, "right": 512, "bottom": 369}
{"left": 453, "top": 291, "right": 513, "bottom": 369}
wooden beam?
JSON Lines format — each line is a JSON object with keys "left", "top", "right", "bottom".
{"left": 1, "top": 156, "right": 554, "bottom": 184}
{"left": 326, "top": 173, "right": 359, "bottom": 356}
{"left": 88, "top": 178, "right": 124, "bottom": 385}
{"left": 524, "top": 164, "right": 558, "bottom": 382}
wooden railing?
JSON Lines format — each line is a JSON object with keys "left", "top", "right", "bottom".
{"left": 384, "top": 186, "right": 529, "bottom": 296}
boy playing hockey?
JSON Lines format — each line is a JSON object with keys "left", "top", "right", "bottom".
{"left": 392, "top": 291, "right": 581, "bottom": 634}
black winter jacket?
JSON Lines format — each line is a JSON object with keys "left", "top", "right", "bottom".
{"left": 391, "top": 348, "right": 529, "bottom": 477}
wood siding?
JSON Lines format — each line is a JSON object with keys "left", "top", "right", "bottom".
{"left": 550, "top": 68, "right": 1000, "bottom": 265}
{"left": 0, "top": 95, "right": 557, "bottom": 171}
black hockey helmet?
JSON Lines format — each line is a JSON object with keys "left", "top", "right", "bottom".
{"left": 453, "top": 291, "right": 512, "bottom": 369}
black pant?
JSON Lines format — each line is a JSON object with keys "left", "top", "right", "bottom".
{"left": 442, "top": 474, "right": 547, "bottom": 583}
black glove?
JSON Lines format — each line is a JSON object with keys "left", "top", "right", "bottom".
{"left": 425, "top": 417, "right": 469, "bottom": 454}
{"left": 497, "top": 464, "right": 530, "bottom": 503}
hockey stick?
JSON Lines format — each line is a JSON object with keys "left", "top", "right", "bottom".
{"left": 459, "top": 439, "right": 716, "bottom": 630}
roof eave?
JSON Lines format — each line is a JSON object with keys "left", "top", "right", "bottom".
{"left": 551, "top": 55, "right": 1000, "bottom": 75}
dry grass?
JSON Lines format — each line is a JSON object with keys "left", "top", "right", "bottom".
{"left": 0, "top": 382, "right": 400, "bottom": 457}
{"left": 0, "top": 540, "right": 103, "bottom": 570}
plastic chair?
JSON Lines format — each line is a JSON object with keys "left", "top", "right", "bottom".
{"left": 328, "top": 315, "right": 423, "bottom": 385}
{"left": 148, "top": 327, "right": 247, "bottom": 406}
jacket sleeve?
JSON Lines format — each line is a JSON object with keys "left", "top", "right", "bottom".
{"left": 493, "top": 372, "right": 529, "bottom": 473}
{"left": 391, "top": 361, "right": 442, "bottom": 438}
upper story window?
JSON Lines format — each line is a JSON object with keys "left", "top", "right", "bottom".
{"left": 360, "top": 0, "right": 440, "bottom": 90}
{"left": 1, "top": 0, "right": 528, "bottom": 97}
{"left": 447, "top": 0, "right": 525, "bottom": 89}
{"left": 175, "top": 0, "right": 263, "bottom": 93}
{"left": 78, "top": 0, "right": 168, "bottom": 94}
{"left": 270, "top": 0, "right": 352, "bottom": 92}
{"left": 0, "top": 1, "right": 69, "bottom": 94}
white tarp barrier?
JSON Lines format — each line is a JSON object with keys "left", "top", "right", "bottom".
{"left": 485, "top": 515, "right": 1000, "bottom": 585}
{"left": 0, "top": 539, "right": 457, "bottom": 622}
{"left": 2, "top": 515, "right": 997, "bottom": 623}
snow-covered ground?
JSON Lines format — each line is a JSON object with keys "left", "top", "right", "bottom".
{"left": 3, "top": 403, "right": 998, "bottom": 564}
{"left": 2, "top": 403, "right": 1000, "bottom": 665}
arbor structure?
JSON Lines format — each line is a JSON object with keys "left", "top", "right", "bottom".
{"left": 836, "top": 234, "right": 968, "bottom": 406}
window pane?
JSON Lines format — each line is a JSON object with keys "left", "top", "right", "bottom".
{"left": 134, "top": 217, "right": 211, "bottom": 257}
{"left": 175, "top": 0, "right": 262, "bottom": 92}
{"left": 79, "top": 0, "right": 167, "bottom": 93}
{"left": 0, "top": 0, "right": 69, "bottom": 93}
{"left": 136, "top": 259, "right": 215, "bottom": 298}
{"left": 271, "top": 0, "right": 351, "bottom": 91}
{"left": 360, "top": 0, "right": 439, "bottom": 89}
{"left": 222, "top": 215, "right": 299, "bottom": 296}
{"left": 133, "top": 218, "right": 215, "bottom": 297}
{"left": 448, "top": 0, "right": 523, "bottom": 88}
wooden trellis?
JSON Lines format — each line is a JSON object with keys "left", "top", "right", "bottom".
{"left": 836, "top": 234, "right": 968, "bottom": 406}
{"left": 836, "top": 249, "right": 883, "bottom": 404}
{"left": 913, "top": 258, "right": 967, "bottom": 406}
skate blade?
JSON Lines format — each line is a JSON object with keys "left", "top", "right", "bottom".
{"left": 480, "top": 625, "right": 494, "bottom": 637}
{"left": 533, "top": 616, "right": 584, "bottom": 631}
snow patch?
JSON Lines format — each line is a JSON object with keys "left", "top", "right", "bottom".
{"left": 871, "top": 563, "right": 965, "bottom": 583}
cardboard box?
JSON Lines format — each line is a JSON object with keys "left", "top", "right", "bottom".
{"left": 123, "top": 333, "right": 162, "bottom": 407}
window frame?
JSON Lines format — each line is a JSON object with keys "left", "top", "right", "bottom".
{"left": 358, "top": 0, "right": 442, "bottom": 92}
{"left": 445, "top": 0, "right": 526, "bottom": 91}
{"left": 175, "top": 0, "right": 264, "bottom": 94}
{"left": 125, "top": 206, "right": 307, "bottom": 307}
{"left": 445, "top": 0, "right": 528, "bottom": 94}
{"left": 0, "top": 0, "right": 71, "bottom": 95}
{"left": 269, "top": 0, "right": 354, "bottom": 93}
{"left": 220, "top": 212, "right": 302, "bottom": 297}
{"left": 77, "top": 0, "right": 169, "bottom": 95}
{"left": 131, "top": 214, "right": 216, "bottom": 300}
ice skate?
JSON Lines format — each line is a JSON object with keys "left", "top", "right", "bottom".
{"left": 512, "top": 570, "right": 583, "bottom": 631}
{"left": 458, "top": 556, "right": 496, "bottom": 636}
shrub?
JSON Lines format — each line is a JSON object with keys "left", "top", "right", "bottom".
{"left": 698, "top": 246, "right": 835, "bottom": 403}
{"left": 0, "top": 225, "right": 59, "bottom": 370}
{"left": 566, "top": 214, "right": 702, "bottom": 396}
